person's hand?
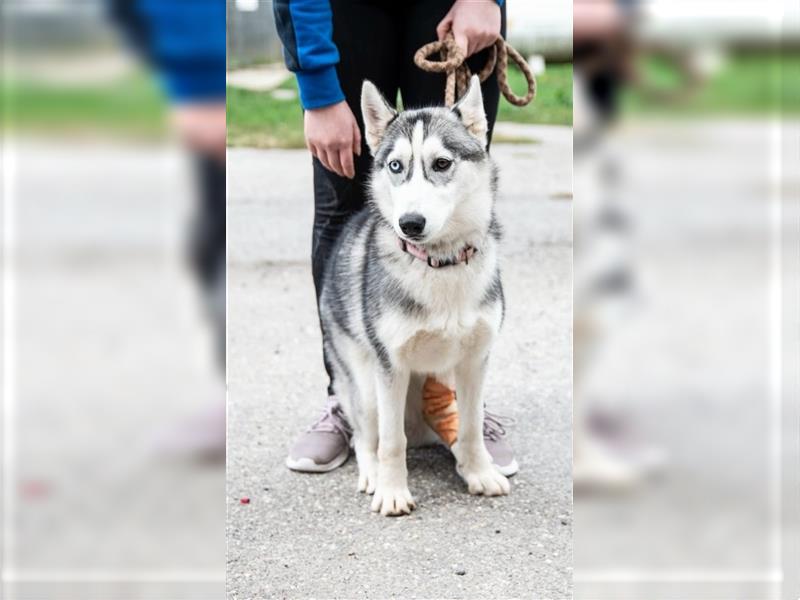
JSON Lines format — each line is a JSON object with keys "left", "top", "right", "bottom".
{"left": 436, "top": 0, "right": 501, "bottom": 58}
{"left": 573, "top": 0, "right": 623, "bottom": 41}
{"left": 304, "top": 100, "right": 361, "bottom": 179}
{"left": 171, "top": 102, "right": 227, "bottom": 163}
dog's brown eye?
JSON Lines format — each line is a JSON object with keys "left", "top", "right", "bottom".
{"left": 433, "top": 158, "right": 452, "bottom": 171}
{"left": 388, "top": 160, "right": 403, "bottom": 173}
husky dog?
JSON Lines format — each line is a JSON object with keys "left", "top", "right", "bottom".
{"left": 319, "top": 76, "right": 509, "bottom": 516}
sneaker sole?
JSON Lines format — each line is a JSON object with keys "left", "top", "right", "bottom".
{"left": 494, "top": 458, "right": 519, "bottom": 477}
{"left": 285, "top": 447, "right": 350, "bottom": 473}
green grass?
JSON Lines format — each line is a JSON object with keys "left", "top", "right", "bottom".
{"left": 226, "top": 77, "right": 306, "bottom": 149}
{"left": 227, "top": 63, "right": 573, "bottom": 149}
{"left": 497, "top": 62, "right": 573, "bottom": 126}
{"left": 2, "top": 72, "right": 168, "bottom": 138}
{"left": 623, "top": 51, "right": 800, "bottom": 117}
{"left": 7, "top": 52, "right": 794, "bottom": 148}
{"left": 0, "top": 61, "right": 571, "bottom": 148}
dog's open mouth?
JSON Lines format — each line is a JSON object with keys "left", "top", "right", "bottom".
{"left": 398, "top": 237, "right": 429, "bottom": 259}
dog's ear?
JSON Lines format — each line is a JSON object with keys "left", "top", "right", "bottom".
{"left": 452, "top": 75, "right": 487, "bottom": 146}
{"left": 361, "top": 80, "right": 397, "bottom": 153}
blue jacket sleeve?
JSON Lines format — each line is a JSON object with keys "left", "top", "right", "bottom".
{"left": 122, "top": 0, "right": 226, "bottom": 103}
{"left": 273, "top": 0, "right": 345, "bottom": 110}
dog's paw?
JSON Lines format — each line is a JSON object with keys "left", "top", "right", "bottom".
{"left": 357, "top": 464, "right": 378, "bottom": 494}
{"left": 370, "top": 485, "right": 416, "bottom": 516}
{"left": 460, "top": 465, "right": 510, "bottom": 496}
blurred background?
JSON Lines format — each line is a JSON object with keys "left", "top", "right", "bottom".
{"left": 2, "top": 0, "right": 800, "bottom": 599}
{"left": 572, "top": 1, "right": 799, "bottom": 599}
{"left": 2, "top": 1, "right": 226, "bottom": 599}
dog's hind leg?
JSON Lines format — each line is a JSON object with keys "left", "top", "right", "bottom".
{"left": 371, "top": 367, "right": 416, "bottom": 516}
{"left": 452, "top": 356, "right": 510, "bottom": 497}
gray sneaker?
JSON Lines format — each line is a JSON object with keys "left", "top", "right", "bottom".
{"left": 286, "top": 397, "right": 352, "bottom": 473}
{"left": 484, "top": 411, "right": 519, "bottom": 477}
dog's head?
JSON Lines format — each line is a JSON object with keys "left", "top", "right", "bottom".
{"left": 361, "top": 76, "right": 495, "bottom": 246}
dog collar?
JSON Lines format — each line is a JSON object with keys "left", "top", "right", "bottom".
{"left": 398, "top": 238, "right": 477, "bottom": 268}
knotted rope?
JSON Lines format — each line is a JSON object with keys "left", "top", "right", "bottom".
{"left": 414, "top": 33, "right": 536, "bottom": 108}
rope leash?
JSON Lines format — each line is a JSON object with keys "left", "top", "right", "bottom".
{"left": 414, "top": 33, "right": 537, "bottom": 108}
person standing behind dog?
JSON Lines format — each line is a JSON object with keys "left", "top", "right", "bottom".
{"left": 274, "top": 0, "right": 519, "bottom": 476}
{"left": 110, "top": 0, "right": 227, "bottom": 456}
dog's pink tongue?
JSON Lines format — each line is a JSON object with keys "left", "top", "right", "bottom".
{"left": 398, "top": 238, "right": 428, "bottom": 261}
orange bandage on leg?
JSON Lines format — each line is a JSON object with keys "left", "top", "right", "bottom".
{"left": 422, "top": 376, "right": 459, "bottom": 446}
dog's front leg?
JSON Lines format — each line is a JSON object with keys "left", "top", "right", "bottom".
{"left": 371, "top": 367, "right": 416, "bottom": 516}
{"left": 352, "top": 361, "right": 379, "bottom": 495}
{"left": 354, "top": 406, "right": 378, "bottom": 495}
{"left": 452, "top": 356, "right": 510, "bottom": 496}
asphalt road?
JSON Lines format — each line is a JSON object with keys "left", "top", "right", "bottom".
{"left": 227, "top": 127, "right": 574, "bottom": 599}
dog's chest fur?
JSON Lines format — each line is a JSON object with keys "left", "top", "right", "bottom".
{"left": 375, "top": 231, "right": 502, "bottom": 374}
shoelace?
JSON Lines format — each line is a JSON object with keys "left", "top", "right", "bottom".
{"left": 307, "top": 398, "right": 353, "bottom": 440}
{"left": 483, "top": 411, "right": 516, "bottom": 442}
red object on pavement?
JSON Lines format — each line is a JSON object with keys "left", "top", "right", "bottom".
{"left": 20, "top": 480, "right": 50, "bottom": 499}
{"left": 239, "top": 497, "right": 250, "bottom": 504}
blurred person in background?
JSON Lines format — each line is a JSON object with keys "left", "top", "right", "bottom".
{"left": 109, "top": 0, "right": 227, "bottom": 457}
{"left": 573, "top": 0, "right": 632, "bottom": 145}
{"left": 273, "top": 0, "right": 521, "bottom": 478}
{"left": 573, "top": 0, "right": 667, "bottom": 491}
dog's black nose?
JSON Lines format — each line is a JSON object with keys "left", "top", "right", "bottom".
{"left": 399, "top": 213, "right": 426, "bottom": 238}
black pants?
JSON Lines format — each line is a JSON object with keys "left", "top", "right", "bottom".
{"left": 574, "top": 41, "right": 623, "bottom": 122}
{"left": 312, "top": 0, "right": 507, "bottom": 395}
{"left": 189, "top": 154, "right": 226, "bottom": 369}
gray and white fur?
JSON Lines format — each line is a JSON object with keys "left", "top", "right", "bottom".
{"left": 319, "top": 76, "right": 509, "bottom": 516}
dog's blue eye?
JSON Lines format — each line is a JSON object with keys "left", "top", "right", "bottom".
{"left": 433, "top": 158, "right": 452, "bottom": 171}
{"left": 388, "top": 160, "right": 403, "bottom": 173}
